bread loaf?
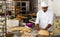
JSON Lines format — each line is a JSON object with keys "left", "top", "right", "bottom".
{"left": 38, "top": 30, "right": 49, "bottom": 36}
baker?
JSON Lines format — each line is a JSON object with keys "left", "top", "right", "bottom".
{"left": 35, "top": 2, "right": 54, "bottom": 32}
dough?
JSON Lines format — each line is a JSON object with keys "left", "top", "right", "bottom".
{"left": 21, "top": 33, "right": 36, "bottom": 37}
{"left": 38, "top": 30, "right": 49, "bottom": 36}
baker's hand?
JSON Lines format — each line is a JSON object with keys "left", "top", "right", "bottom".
{"left": 45, "top": 24, "right": 52, "bottom": 30}
{"left": 35, "top": 24, "right": 40, "bottom": 31}
{"left": 36, "top": 27, "right": 40, "bottom": 31}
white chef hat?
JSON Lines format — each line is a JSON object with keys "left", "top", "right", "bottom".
{"left": 41, "top": 2, "right": 48, "bottom": 7}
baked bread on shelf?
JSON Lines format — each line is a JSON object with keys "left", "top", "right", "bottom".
{"left": 8, "top": 27, "right": 32, "bottom": 33}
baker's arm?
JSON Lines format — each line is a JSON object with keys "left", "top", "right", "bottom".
{"left": 35, "top": 12, "right": 40, "bottom": 30}
{"left": 45, "top": 24, "right": 52, "bottom": 30}
{"left": 45, "top": 12, "right": 54, "bottom": 30}
{"left": 35, "top": 24, "right": 39, "bottom": 27}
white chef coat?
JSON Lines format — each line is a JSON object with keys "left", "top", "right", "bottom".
{"left": 35, "top": 10, "right": 54, "bottom": 31}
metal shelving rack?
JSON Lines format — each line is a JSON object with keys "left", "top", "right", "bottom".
{"left": 6, "top": 1, "right": 15, "bottom": 17}
{"left": 0, "top": 0, "right": 7, "bottom": 37}
{"left": 2, "top": 0, "right": 15, "bottom": 37}
{"left": 0, "top": 0, "right": 30, "bottom": 37}
{"left": 14, "top": 0, "right": 30, "bottom": 16}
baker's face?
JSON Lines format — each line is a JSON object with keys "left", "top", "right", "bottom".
{"left": 41, "top": 7, "right": 48, "bottom": 12}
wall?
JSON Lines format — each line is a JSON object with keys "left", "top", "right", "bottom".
{"left": 51, "top": 0, "right": 60, "bottom": 16}
{"left": 38, "top": 0, "right": 60, "bottom": 16}
{"left": 30, "top": 0, "right": 38, "bottom": 12}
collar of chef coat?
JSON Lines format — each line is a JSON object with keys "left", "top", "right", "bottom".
{"left": 41, "top": 10, "right": 48, "bottom": 14}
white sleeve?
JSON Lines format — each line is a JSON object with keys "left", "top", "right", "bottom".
{"left": 48, "top": 12, "right": 54, "bottom": 25}
{"left": 35, "top": 12, "right": 40, "bottom": 24}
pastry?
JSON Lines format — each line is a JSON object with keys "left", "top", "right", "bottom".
{"left": 8, "top": 27, "right": 32, "bottom": 33}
